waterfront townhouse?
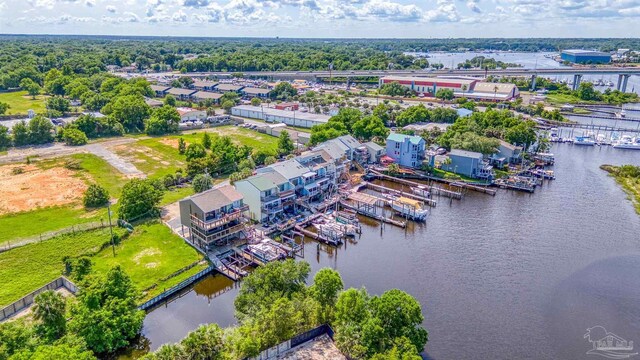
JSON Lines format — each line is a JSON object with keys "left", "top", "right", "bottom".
{"left": 234, "top": 172, "right": 295, "bottom": 223}
{"left": 296, "top": 150, "right": 335, "bottom": 198}
{"left": 179, "top": 185, "right": 249, "bottom": 250}
{"left": 385, "top": 133, "right": 426, "bottom": 168}
{"left": 313, "top": 141, "right": 350, "bottom": 181}
{"left": 363, "top": 141, "right": 385, "bottom": 164}
{"left": 441, "top": 149, "right": 494, "bottom": 180}
{"left": 257, "top": 159, "right": 309, "bottom": 194}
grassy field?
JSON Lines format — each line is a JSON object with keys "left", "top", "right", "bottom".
{"left": 175, "top": 126, "right": 279, "bottom": 153}
{"left": 0, "top": 206, "right": 106, "bottom": 246}
{"left": 70, "top": 153, "right": 128, "bottom": 197}
{"left": 545, "top": 93, "right": 597, "bottom": 105}
{"left": 0, "top": 222, "right": 206, "bottom": 306}
{"left": 0, "top": 91, "right": 47, "bottom": 115}
{"left": 91, "top": 222, "right": 207, "bottom": 301}
{"left": 0, "top": 227, "right": 112, "bottom": 306}
{"left": 161, "top": 186, "right": 194, "bottom": 206}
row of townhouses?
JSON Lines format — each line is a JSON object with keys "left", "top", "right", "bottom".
{"left": 179, "top": 135, "right": 384, "bottom": 250}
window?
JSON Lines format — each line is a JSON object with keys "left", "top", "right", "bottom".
{"left": 395, "top": 142, "right": 400, "bottom": 149}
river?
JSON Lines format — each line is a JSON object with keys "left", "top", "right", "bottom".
{"left": 119, "top": 141, "right": 640, "bottom": 360}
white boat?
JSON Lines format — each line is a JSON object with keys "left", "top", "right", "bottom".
{"left": 613, "top": 135, "right": 640, "bottom": 150}
{"left": 390, "top": 197, "right": 429, "bottom": 221}
{"left": 574, "top": 135, "right": 595, "bottom": 146}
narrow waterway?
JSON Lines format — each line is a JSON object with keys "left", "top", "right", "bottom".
{"left": 121, "top": 142, "right": 640, "bottom": 360}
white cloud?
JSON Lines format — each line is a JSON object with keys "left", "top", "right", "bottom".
{"left": 172, "top": 9, "right": 188, "bottom": 21}
{"left": 106, "top": 5, "right": 116, "bottom": 12}
{"left": 102, "top": 11, "right": 140, "bottom": 23}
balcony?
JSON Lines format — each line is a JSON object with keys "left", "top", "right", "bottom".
{"left": 192, "top": 222, "right": 247, "bottom": 245}
{"left": 279, "top": 189, "right": 295, "bottom": 198}
{"left": 261, "top": 194, "right": 279, "bottom": 204}
{"left": 190, "top": 205, "right": 249, "bottom": 231}
{"left": 262, "top": 204, "right": 283, "bottom": 214}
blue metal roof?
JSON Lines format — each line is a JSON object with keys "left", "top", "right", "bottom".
{"left": 387, "top": 133, "right": 423, "bottom": 145}
{"left": 457, "top": 108, "right": 473, "bottom": 117}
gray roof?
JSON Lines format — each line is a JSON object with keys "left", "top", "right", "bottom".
{"left": 233, "top": 105, "right": 330, "bottom": 124}
{"left": 166, "top": 88, "right": 197, "bottom": 96}
{"left": 337, "top": 135, "right": 361, "bottom": 150}
{"left": 242, "top": 87, "right": 271, "bottom": 95}
{"left": 215, "top": 84, "right": 245, "bottom": 92}
{"left": 241, "top": 172, "right": 289, "bottom": 192}
{"left": 184, "top": 185, "right": 242, "bottom": 213}
{"left": 193, "top": 80, "right": 218, "bottom": 88}
{"left": 449, "top": 149, "right": 483, "bottom": 159}
{"left": 314, "top": 141, "right": 346, "bottom": 161}
{"left": 265, "top": 159, "right": 309, "bottom": 180}
{"left": 193, "top": 91, "right": 223, "bottom": 100}
{"left": 150, "top": 85, "right": 170, "bottom": 92}
{"left": 363, "top": 141, "right": 384, "bottom": 151}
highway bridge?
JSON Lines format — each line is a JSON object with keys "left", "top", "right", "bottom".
{"left": 137, "top": 66, "right": 640, "bottom": 92}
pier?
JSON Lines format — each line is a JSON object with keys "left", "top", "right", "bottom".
{"left": 343, "top": 192, "right": 407, "bottom": 228}
{"left": 370, "top": 170, "right": 462, "bottom": 200}
{"left": 362, "top": 181, "right": 437, "bottom": 207}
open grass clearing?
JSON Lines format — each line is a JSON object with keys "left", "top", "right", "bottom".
{"left": 0, "top": 227, "right": 113, "bottom": 307}
{"left": 91, "top": 222, "right": 206, "bottom": 302}
{"left": 0, "top": 91, "right": 48, "bottom": 115}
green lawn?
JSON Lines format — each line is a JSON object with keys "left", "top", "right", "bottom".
{"left": 545, "top": 93, "right": 597, "bottom": 105}
{"left": 113, "top": 138, "right": 186, "bottom": 179}
{"left": 0, "top": 206, "right": 107, "bottom": 246}
{"left": 70, "top": 153, "right": 128, "bottom": 197}
{"left": 0, "top": 227, "right": 112, "bottom": 306}
{"left": 0, "top": 91, "right": 47, "bottom": 115}
{"left": 91, "top": 222, "right": 207, "bottom": 301}
{"left": 161, "top": 186, "right": 195, "bottom": 206}
{"left": 174, "top": 126, "right": 279, "bottom": 153}
{"left": 0, "top": 222, "right": 206, "bottom": 306}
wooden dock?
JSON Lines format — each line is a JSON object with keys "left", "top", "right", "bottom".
{"left": 362, "top": 181, "right": 437, "bottom": 207}
{"left": 293, "top": 225, "right": 341, "bottom": 246}
{"left": 340, "top": 199, "right": 407, "bottom": 228}
{"left": 369, "top": 170, "right": 467, "bottom": 198}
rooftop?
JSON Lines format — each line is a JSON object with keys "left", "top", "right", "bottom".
{"left": 387, "top": 133, "right": 424, "bottom": 145}
{"left": 278, "top": 334, "right": 346, "bottom": 360}
{"left": 262, "top": 159, "right": 309, "bottom": 180}
{"left": 449, "top": 148, "right": 483, "bottom": 158}
{"left": 233, "top": 105, "right": 331, "bottom": 124}
{"left": 473, "top": 82, "right": 518, "bottom": 95}
{"left": 242, "top": 87, "right": 272, "bottom": 95}
{"left": 363, "top": 141, "right": 384, "bottom": 151}
{"left": 166, "top": 88, "right": 197, "bottom": 96}
{"left": 193, "top": 80, "right": 218, "bottom": 88}
{"left": 193, "top": 91, "right": 223, "bottom": 99}
{"left": 403, "top": 122, "right": 451, "bottom": 132}
{"left": 562, "top": 49, "right": 611, "bottom": 56}
{"left": 150, "top": 84, "right": 170, "bottom": 92}
{"left": 381, "top": 75, "right": 477, "bottom": 86}
{"left": 215, "top": 83, "right": 245, "bottom": 91}
{"left": 176, "top": 107, "right": 203, "bottom": 116}
{"left": 184, "top": 185, "right": 243, "bottom": 213}
{"left": 241, "top": 172, "right": 289, "bottom": 192}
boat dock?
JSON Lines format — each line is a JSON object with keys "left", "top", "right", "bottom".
{"left": 342, "top": 192, "right": 407, "bottom": 228}
{"left": 293, "top": 225, "right": 342, "bottom": 245}
{"left": 362, "top": 181, "right": 437, "bottom": 207}
{"left": 369, "top": 170, "right": 466, "bottom": 199}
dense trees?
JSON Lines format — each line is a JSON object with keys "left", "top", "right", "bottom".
{"left": 457, "top": 56, "right": 520, "bottom": 70}
{"left": 68, "top": 266, "right": 145, "bottom": 354}
{"left": 33, "top": 291, "right": 67, "bottom": 342}
{"left": 145, "top": 106, "right": 180, "bottom": 135}
{"left": 352, "top": 115, "right": 389, "bottom": 142}
{"left": 192, "top": 173, "right": 213, "bottom": 193}
{"left": 435, "top": 88, "right": 454, "bottom": 102}
{"left": 0, "top": 101, "right": 9, "bottom": 115}
{"left": 395, "top": 104, "right": 458, "bottom": 127}
{"left": 117, "top": 179, "right": 164, "bottom": 221}
{"left": 105, "top": 95, "right": 151, "bottom": 133}
{"left": 0, "top": 125, "right": 11, "bottom": 150}
{"left": 379, "top": 82, "right": 410, "bottom": 97}
{"left": 271, "top": 82, "right": 297, "bottom": 100}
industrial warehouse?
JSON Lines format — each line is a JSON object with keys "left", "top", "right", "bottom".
{"left": 379, "top": 76, "right": 520, "bottom": 101}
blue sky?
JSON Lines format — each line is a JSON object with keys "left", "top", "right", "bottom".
{"left": 1, "top": 0, "right": 639, "bottom": 38}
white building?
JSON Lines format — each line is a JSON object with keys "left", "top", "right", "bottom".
{"left": 231, "top": 105, "right": 330, "bottom": 129}
{"left": 234, "top": 172, "right": 296, "bottom": 223}
{"left": 177, "top": 107, "right": 207, "bottom": 122}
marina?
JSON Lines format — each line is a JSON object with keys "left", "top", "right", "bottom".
{"left": 134, "top": 142, "right": 640, "bottom": 360}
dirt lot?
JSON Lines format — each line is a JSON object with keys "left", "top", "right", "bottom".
{"left": 0, "top": 164, "right": 87, "bottom": 215}
{"left": 159, "top": 138, "right": 181, "bottom": 149}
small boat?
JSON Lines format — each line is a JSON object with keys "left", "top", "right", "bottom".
{"left": 613, "top": 135, "right": 640, "bottom": 150}
{"left": 534, "top": 153, "right": 555, "bottom": 165}
{"left": 389, "top": 197, "right": 428, "bottom": 221}
{"left": 574, "top": 135, "right": 595, "bottom": 146}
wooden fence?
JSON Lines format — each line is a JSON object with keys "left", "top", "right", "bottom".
{"left": 0, "top": 277, "right": 77, "bottom": 322}
{"left": 1, "top": 221, "right": 107, "bottom": 253}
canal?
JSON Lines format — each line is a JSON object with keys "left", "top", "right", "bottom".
{"left": 123, "top": 143, "right": 640, "bottom": 360}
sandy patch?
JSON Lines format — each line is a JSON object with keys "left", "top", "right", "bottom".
{"left": 145, "top": 262, "right": 158, "bottom": 269}
{"left": 133, "top": 248, "right": 161, "bottom": 264}
{"left": 0, "top": 164, "right": 87, "bottom": 215}
{"left": 159, "top": 138, "right": 180, "bottom": 149}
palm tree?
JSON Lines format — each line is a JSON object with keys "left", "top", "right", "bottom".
{"left": 493, "top": 85, "right": 499, "bottom": 102}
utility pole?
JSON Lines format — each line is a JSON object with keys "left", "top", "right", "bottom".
{"left": 107, "top": 201, "right": 115, "bottom": 257}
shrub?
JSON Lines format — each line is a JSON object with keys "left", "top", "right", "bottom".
{"left": 192, "top": 173, "right": 213, "bottom": 193}
{"left": 83, "top": 183, "right": 109, "bottom": 208}
{"left": 62, "top": 128, "right": 89, "bottom": 146}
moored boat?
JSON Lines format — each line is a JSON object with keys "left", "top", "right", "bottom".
{"left": 389, "top": 197, "right": 428, "bottom": 221}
